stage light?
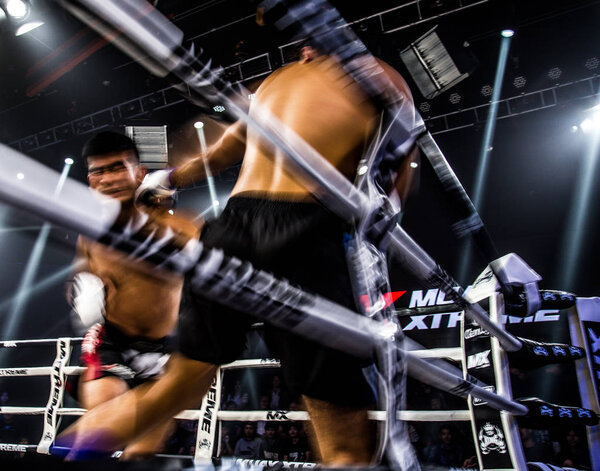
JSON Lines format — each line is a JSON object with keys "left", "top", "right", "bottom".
{"left": 548, "top": 67, "right": 562, "bottom": 80}
{"left": 501, "top": 29, "right": 514, "bottom": 38}
{"left": 585, "top": 57, "right": 599, "bottom": 71}
{"left": 481, "top": 85, "right": 493, "bottom": 97}
{"left": 580, "top": 113, "right": 600, "bottom": 134}
{"left": 580, "top": 120, "right": 593, "bottom": 133}
{"left": 410, "top": 162, "right": 419, "bottom": 169}
{"left": 400, "top": 26, "right": 477, "bottom": 99}
{"left": 5, "top": 0, "right": 28, "bottom": 20}
{"left": 513, "top": 76, "right": 527, "bottom": 89}
{"left": 194, "top": 121, "right": 204, "bottom": 129}
{"left": 419, "top": 102, "right": 431, "bottom": 113}
{"left": 15, "top": 20, "right": 43, "bottom": 36}
{"left": 64, "top": 157, "right": 74, "bottom": 165}
{"left": 449, "top": 93, "right": 461, "bottom": 105}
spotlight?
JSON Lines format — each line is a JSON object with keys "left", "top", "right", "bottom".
{"left": 16, "top": 172, "right": 24, "bottom": 180}
{"left": 501, "top": 29, "right": 514, "bottom": 38}
{"left": 5, "top": 0, "right": 29, "bottom": 20}
{"left": 15, "top": 20, "right": 42, "bottom": 36}
{"left": 580, "top": 113, "right": 600, "bottom": 134}
{"left": 194, "top": 121, "right": 204, "bottom": 129}
{"left": 64, "top": 157, "right": 74, "bottom": 165}
{"left": 410, "top": 162, "right": 419, "bottom": 169}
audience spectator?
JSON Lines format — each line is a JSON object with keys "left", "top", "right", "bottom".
{"left": 226, "top": 380, "right": 249, "bottom": 410}
{"left": 256, "top": 394, "right": 270, "bottom": 436}
{"left": 220, "top": 424, "right": 236, "bottom": 457}
{"left": 0, "top": 414, "right": 18, "bottom": 444}
{"left": 423, "top": 424, "right": 468, "bottom": 468}
{"left": 520, "top": 427, "right": 555, "bottom": 463}
{"left": 283, "top": 422, "right": 311, "bottom": 462}
{"left": 556, "top": 428, "right": 591, "bottom": 469}
{"left": 234, "top": 422, "right": 262, "bottom": 458}
{"left": 265, "top": 375, "right": 289, "bottom": 410}
{"left": 260, "top": 422, "right": 286, "bottom": 460}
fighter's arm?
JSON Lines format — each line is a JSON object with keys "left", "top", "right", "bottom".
{"left": 136, "top": 120, "right": 246, "bottom": 205}
{"left": 171, "top": 119, "right": 247, "bottom": 188}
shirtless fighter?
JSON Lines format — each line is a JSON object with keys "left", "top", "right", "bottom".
{"left": 67, "top": 131, "right": 198, "bottom": 459}
{"left": 61, "top": 49, "right": 416, "bottom": 466}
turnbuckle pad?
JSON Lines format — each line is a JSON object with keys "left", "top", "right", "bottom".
{"left": 517, "top": 397, "right": 599, "bottom": 428}
{"left": 508, "top": 337, "right": 585, "bottom": 370}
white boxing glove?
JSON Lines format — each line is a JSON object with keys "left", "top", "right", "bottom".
{"left": 135, "top": 168, "right": 176, "bottom": 207}
{"left": 67, "top": 272, "right": 106, "bottom": 334}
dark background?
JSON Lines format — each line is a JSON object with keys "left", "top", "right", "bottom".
{"left": 0, "top": 0, "right": 598, "bottom": 450}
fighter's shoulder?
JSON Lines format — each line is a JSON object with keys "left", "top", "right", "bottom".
{"left": 375, "top": 58, "right": 414, "bottom": 104}
{"left": 257, "top": 62, "right": 297, "bottom": 89}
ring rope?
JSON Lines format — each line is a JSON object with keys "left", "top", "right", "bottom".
{"left": 0, "top": 407, "right": 470, "bottom": 423}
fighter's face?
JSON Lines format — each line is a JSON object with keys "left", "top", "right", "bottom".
{"left": 87, "top": 150, "right": 144, "bottom": 203}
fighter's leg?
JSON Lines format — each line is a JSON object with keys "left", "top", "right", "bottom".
{"left": 79, "top": 376, "right": 129, "bottom": 410}
{"left": 61, "top": 353, "right": 218, "bottom": 454}
{"left": 303, "top": 395, "right": 374, "bottom": 466}
{"left": 78, "top": 375, "right": 175, "bottom": 459}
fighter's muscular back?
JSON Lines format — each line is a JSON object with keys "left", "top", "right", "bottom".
{"left": 78, "top": 211, "right": 198, "bottom": 339}
{"left": 231, "top": 54, "right": 413, "bottom": 199}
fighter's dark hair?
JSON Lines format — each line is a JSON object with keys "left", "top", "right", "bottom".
{"left": 82, "top": 130, "right": 140, "bottom": 162}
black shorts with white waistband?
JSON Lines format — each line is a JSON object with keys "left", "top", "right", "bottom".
{"left": 179, "top": 195, "right": 375, "bottom": 407}
{"left": 79, "top": 321, "right": 171, "bottom": 389}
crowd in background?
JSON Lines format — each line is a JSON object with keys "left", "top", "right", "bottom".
{"left": 0, "top": 357, "right": 593, "bottom": 468}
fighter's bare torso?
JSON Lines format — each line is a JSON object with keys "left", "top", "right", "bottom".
{"left": 79, "top": 211, "right": 198, "bottom": 339}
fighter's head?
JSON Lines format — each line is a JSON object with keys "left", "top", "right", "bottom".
{"left": 83, "top": 131, "right": 145, "bottom": 204}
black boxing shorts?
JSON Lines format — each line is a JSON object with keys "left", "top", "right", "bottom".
{"left": 79, "top": 321, "right": 171, "bottom": 388}
{"left": 179, "top": 195, "right": 375, "bottom": 407}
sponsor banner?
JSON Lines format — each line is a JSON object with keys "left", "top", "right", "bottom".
{"left": 463, "top": 295, "right": 526, "bottom": 470}
{"left": 0, "top": 443, "right": 27, "bottom": 453}
{"left": 194, "top": 372, "right": 222, "bottom": 462}
{"left": 397, "top": 288, "right": 566, "bottom": 349}
{"left": 231, "top": 458, "right": 316, "bottom": 469}
{"left": 569, "top": 298, "right": 600, "bottom": 470}
{"left": 37, "top": 338, "right": 71, "bottom": 455}
{"left": 582, "top": 320, "right": 600, "bottom": 401}
{"left": 0, "top": 368, "right": 28, "bottom": 376}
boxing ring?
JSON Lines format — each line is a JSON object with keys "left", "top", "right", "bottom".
{"left": 0, "top": 296, "right": 599, "bottom": 469}
{"left": 0, "top": 0, "right": 598, "bottom": 469}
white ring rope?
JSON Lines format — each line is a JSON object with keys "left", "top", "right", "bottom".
{"left": 0, "top": 406, "right": 471, "bottom": 423}
{"left": 0, "top": 334, "right": 502, "bottom": 465}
